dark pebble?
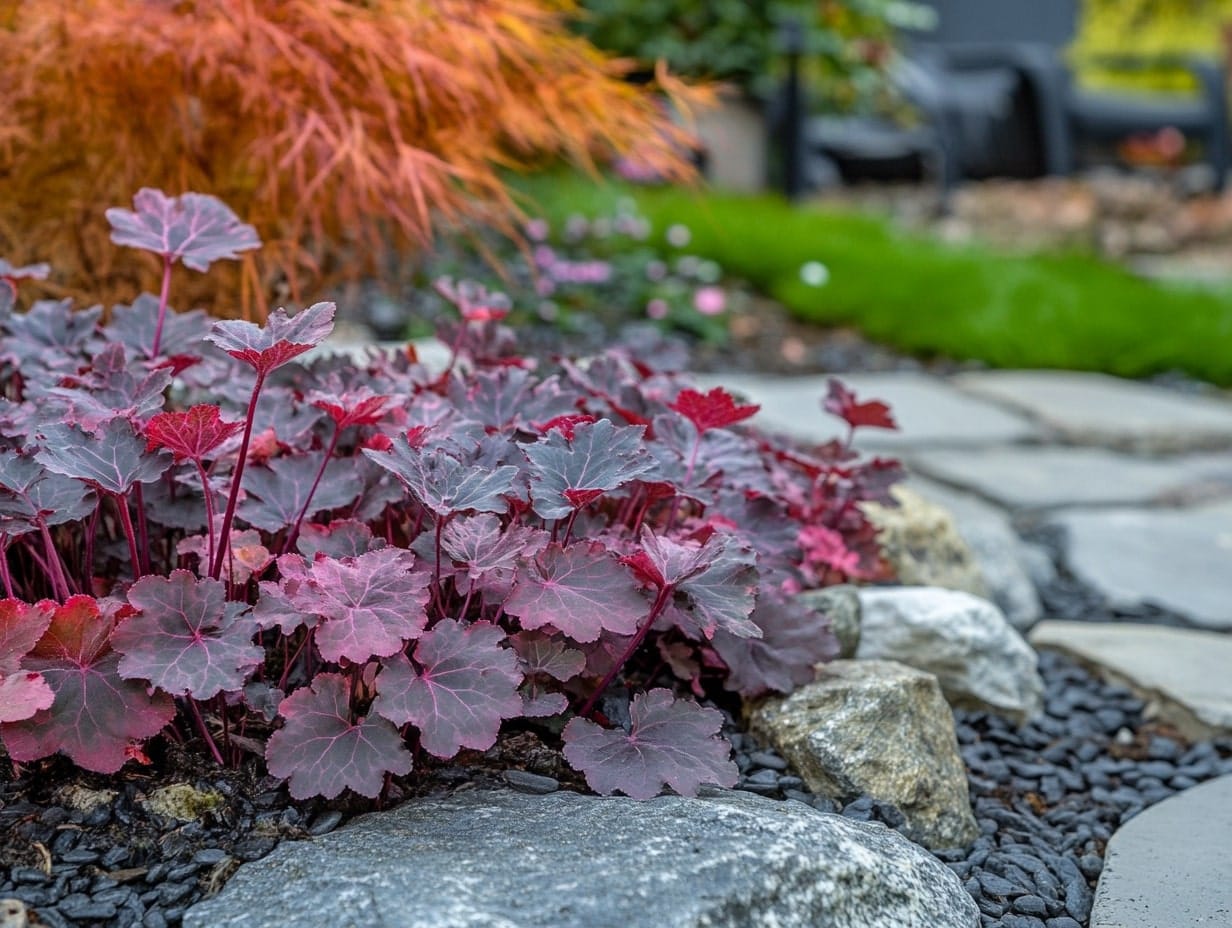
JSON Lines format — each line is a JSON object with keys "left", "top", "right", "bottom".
{"left": 59, "top": 850, "right": 100, "bottom": 865}
{"left": 62, "top": 901, "right": 117, "bottom": 920}
{"left": 502, "top": 770, "right": 560, "bottom": 795}
{"left": 144, "top": 912, "right": 168, "bottom": 928}
{"left": 191, "top": 849, "right": 228, "bottom": 866}
{"left": 12, "top": 868, "right": 49, "bottom": 885}
{"left": 308, "top": 811, "right": 345, "bottom": 835}
{"left": 1001, "top": 917, "right": 1046, "bottom": 928}
{"left": 158, "top": 883, "right": 194, "bottom": 906}
{"left": 1046, "top": 919, "right": 1082, "bottom": 928}
{"left": 1013, "top": 895, "right": 1049, "bottom": 916}
{"left": 747, "top": 751, "right": 788, "bottom": 771}
{"left": 231, "top": 838, "right": 277, "bottom": 862}
{"left": 101, "top": 846, "right": 132, "bottom": 868}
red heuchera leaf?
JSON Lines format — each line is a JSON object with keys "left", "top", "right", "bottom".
{"left": 266, "top": 673, "right": 413, "bottom": 800}
{"left": 0, "top": 596, "right": 176, "bottom": 773}
{"left": 363, "top": 437, "right": 517, "bottom": 517}
{"left": 798, "top": 525, "right": 864, "bottom": 578}
{"left": 145, "top": 405, "right": 243, "bottom": 462}
{"left": 205, "top": 302, "right": 336, "bottom": 376}
{"left": 373, "top": 619, "right": 522, "bottom": 758}
{"left": 286, "top": 549, "right": 431, "bottom": 664}
{"left": 668, "top": 387, "right": 759, "bottom": 434}
{"left": 522, "top": 418, "right": 654, "bottom": 520}
{"left": 504, "top": 543, "right": 647, "bottom": 643}
{"left": 35, "top": 419, "right": 171, "bottom": 495}
{"left": 113, "top": 571, "right": 263, "bottom": 699}
{"left": 0, "top": 599, "right": 56, "bottom": 723}
{"left": 535, "top": 414, "right": 597, "bottom": 441}
{"left": 823, "top": 378, "right": 897, "bottom": 431}
{"left": 562, "top": 688, "right": 737, "bottom": 799}
{"left": 105, "top": 188, "right": 261, "bottom": 272}
{"left": 309, "top": 387, "right": 390, "bottom": 429}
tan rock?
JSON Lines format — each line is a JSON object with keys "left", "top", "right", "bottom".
{"left": 749, "top": 659, "right": 978, "bottom": 850}
{"left": 143, "top": 783, "right": 225, "bottom": 822}
{"left": 863, "top": 486, "right": 988, "bottom": 598}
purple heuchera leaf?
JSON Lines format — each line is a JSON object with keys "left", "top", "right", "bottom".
{"left": 504, "top": 543, "right": 647, "bottom": 643}
{"left": 105, "top": 188, "right": 261, "bottom": 272}
{"left": 35, "top": 419, "right": 171, "bottom": 495}
{"left": 0, "top": 452, "right": 95, "bottom": 533}
{"left": 510, "top": 631, "right": 586, "bottom": 681}
{"left": 0, "top": 258, "right": 50, "bottom": 282}
{"left": 437, "top": 514, "right": 547, "bottom": 598}
{"left": 712, "top": 596, "right": 840, "bottom": 697}
{"left": 206, "top": 302, "right": 335, "bottom": 376}
{"left": 282, "top": 548, "right": 430, "bottom": 664}
{"left": 240, "top": 456, "right": 361, "bottom": 532}
{"left": 45, "top": 342, "right": 172, "bottom": 431}
{"left": 297, "top": 519, "right": 383, "bottom": 560}
{"left": 113, "top": 571, "right": 263, "bottom": 699}
{"left": 266, "top": 673, "right": 413, "bottom": 800}
{"left": 637, "top": 532, "right": 761, "bottom": 640}
{"left": 0, "top": 596, "right": 176, "bottom": 773}
{"left": 522, "top": 418, "right": 655, "bottom": 520}
{"left": 562, "top": 688, "right": 737, "bottom": 799}
{"left": 362, "top": 436, "right": 517, "bottom": 517}
{"left": 373, "top": 619, "right": 522, "bottom": 758}
{"left": 105, "top": 294, "right": 212, "bottom": 358}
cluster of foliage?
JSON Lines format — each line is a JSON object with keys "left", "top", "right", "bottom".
{"left": 0, "top": 191, "right": 901, "bottom": 802}
{"left": 571, "top": 0, "right": 931, "bottom": 111}
{"left": 0, "top": 0, "right": 702, "bottom": 319}
{"left": 1073, "top": 0, "right": 1232, "bottom": 93}
{"left": 411, "top": 203, "right": 742, "bottom": 348}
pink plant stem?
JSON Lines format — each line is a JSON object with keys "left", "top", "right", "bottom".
{"left": 576, "top": 585, "right": 672, "bottom": 720}
{"left": 114, "top": 494, "right": 144, "bottom": 581}
{"left": 82, "top": 504, "right": 100, "bottom": 589}
{"left": 281, "top": 427, "right": 341, "bottom": 555}
{"left": 36, "top": 520, "right": 71, "bottom": 601}
{"left": 185, "top": 697, "right": 225, "bottom": 766}
{"left": 0, "top": 537, "right": 14, "bottom": 598}
{"left": 149, "top": 254, "right": 173, "bottom": 358}
{"left": 131, "top": 485, "right": 151, "bottom": 575}
{"left": 211, "top": 371, "right": 266, "bottom": 580}
{"left": 194, "top": 461, "right": 218, "bottom": 569}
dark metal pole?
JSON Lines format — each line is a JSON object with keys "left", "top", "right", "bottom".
{"left": 778, "top": 16, "right": 805, "bottom": 200}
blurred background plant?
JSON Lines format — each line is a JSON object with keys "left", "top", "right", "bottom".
{"left": 0, "top": 0, "right": 703, "bottom": 319}
{"left": 571, "top": 0, "right": 933, "bottom": 113}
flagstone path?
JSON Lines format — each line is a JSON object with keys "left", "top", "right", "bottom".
{"left": 697, "top": 366, "right": 1232, "bottom": 928}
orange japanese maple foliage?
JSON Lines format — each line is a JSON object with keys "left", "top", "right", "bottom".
{"left": 0, "top": 0, "right": 702, "bottom": 318}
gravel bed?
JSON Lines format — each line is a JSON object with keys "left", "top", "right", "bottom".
{"left": 728, "top": 650, "right": 1232, "bottom": 928}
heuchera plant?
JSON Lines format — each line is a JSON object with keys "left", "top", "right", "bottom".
{"left": 0, "top": 190, "right": 902, "bottom": 801}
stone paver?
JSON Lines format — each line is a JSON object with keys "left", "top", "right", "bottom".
{"left": 908, "top": 446, "right": 1232, "bottom": 510}
{"left": 699, "top": 372, "right": 1039, "bottom": 448}
{"left": 1047, "top": 500, "right": 1232, "bottom": 629}
{"left": 1091, "top": 775, "right": 1232, "bottom": 928}
{"left": 1029, "top": 621, "right": 1232, "bottom": 738}
{"left": 953, "top": 369, "right": 1232, "bottom": 452}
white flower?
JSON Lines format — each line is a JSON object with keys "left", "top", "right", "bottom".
{"left": 800, "top": 261, "right": 830, "bottom": 287}
{"left": 666, "top": 223, "right": 691, "bottom": 248}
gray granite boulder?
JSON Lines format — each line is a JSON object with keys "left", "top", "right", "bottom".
{"left": 856, "top": 587, "right": 1044, "bottom": 723}
{"left": 749, "top": 659, "right": 979, "bottom": 850}
{"left": 184, "top": 788, "right": 979, "bottom": 928}
{"left": 862, "top": 486, "right": 990, "bottom": 599}
{"left": 796, "top": 584, "right": 861, "bottom": 658}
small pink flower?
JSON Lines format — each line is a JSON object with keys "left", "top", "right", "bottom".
{"left": 646, "top": 299, "right": 669, "bottom": 320}
{"left": 693, "top": 286, "right": 726, "bottom": 316}
{"left": 533, "top": 245, "right": 555, "bottom": 267}
{"left": 524, "top": 219, "right": 550, "bottom": 242}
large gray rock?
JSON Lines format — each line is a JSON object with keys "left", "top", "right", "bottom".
{"left": 862, "top": 486, "right": 989, "bottom": 600}
{"left": 749, "top": 660, "right": 979, "bottom": 850}
{"left": 1048, "top": 499, "right": 1232, "bottom": 630}
{"left": 796, "top": 584, "right": 861, "bottom": 658}
{"left": 1091, "top": 775, "right": 1232, "bottom": 928}
{"left": 953, "top": 369, "right": 1232, "bottom": 453}
{"left": 184, "top": 788, "right": 979, "bottom": 928}
{"left": 908, "top": 445, "right": 1232, "bottom": 510}
{"left": 1029, "top": 621, "right": 1232, "bottom": 739}
{"left": 908, "top": 477, "right": 1042, "bottom": 630}
{"left": 856, "top": 587, "right": 1044, "bottom": 724}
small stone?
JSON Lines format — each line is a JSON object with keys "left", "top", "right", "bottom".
{"left": 142, "top": 785, "right": 224, "bottom": 823}
{"left": 501, "top": 770, "right": 559, "bottom": 795}
{"left": 191, "top": 849, "right": 227, "bottom": 867}
{"left": 796, "top": 585, "right": 862, "bottom": 658}
{"left": 1013, "top": 895, "right": 1049, "bottom": 916}
{"left": 747, "top": 751, "right": 788, "bottom": 771}
{"left": 307, "top": 811, "right": 344, "bottom": 835}
{"left": 0, "top": 899, "right": 28, "bottom": 928}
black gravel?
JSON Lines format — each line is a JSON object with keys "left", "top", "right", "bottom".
{"left": 727, "top": 650, "right": 1232, "bottom": 928}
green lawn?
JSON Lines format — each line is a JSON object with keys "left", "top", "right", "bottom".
{"left": 514, "top": 172, "right": 1232, "bottom": 385}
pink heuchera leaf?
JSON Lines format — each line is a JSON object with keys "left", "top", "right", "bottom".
{"left": 504, "top": 543, "right": 647, "bottom": 643}
{"left": 798, "top": 524, "right": 864, "bottom": 577}
{"left": 35, "top": 419, "right": 171, "bottom": 495}
{"left": 309, "top": 387, "right": 390, "bottom": 429}
{"left": 297, "top": 519, "right": 382, "bottom": 560}
{"left": 373, "top": 619, "right": 522, "bottom": 758}
{"left": 113, "top": 571, "right": 263, "bottom": 699}
{"left": 252, "top": 555, "right": 317, "bottom": 635}
{"left": 285, "top": 548, "right": 430, "bottom": 664}
{"left": 522, "top": 418, "right": 655, "bottom": 520}
{"left": 437, "top": 514, "right": 547, "bottom": 597}
{"left": 205, "top": 302, "right": 336, "bottom": 376}
{"left": 0, "top": 596, "right": 176, "bottom": 773}
{"left": 177, "top": 530, "right": 273, "bottom": 586}
{"left": 562, "top": 689, "right": 737, "bottom": 799}
{"left": 266, "top": 673, "right": 413, "bottom": 800}
{"left": 668, "top": 387, "right": 759, "bottom": 434}
{"left": 105, "top": 188, "right": 261, "bottom": 272}
{"left": 510, "top": 631, "right": 586, "bottom": 681}
{"left": 0, "top": 599, "right": 56, "bottom": 722}
{"left": 823, "top": 378, "right": 897, "bottom": 431}
{"left": 145, "top": 405, "right": 243, "bottom": 462}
